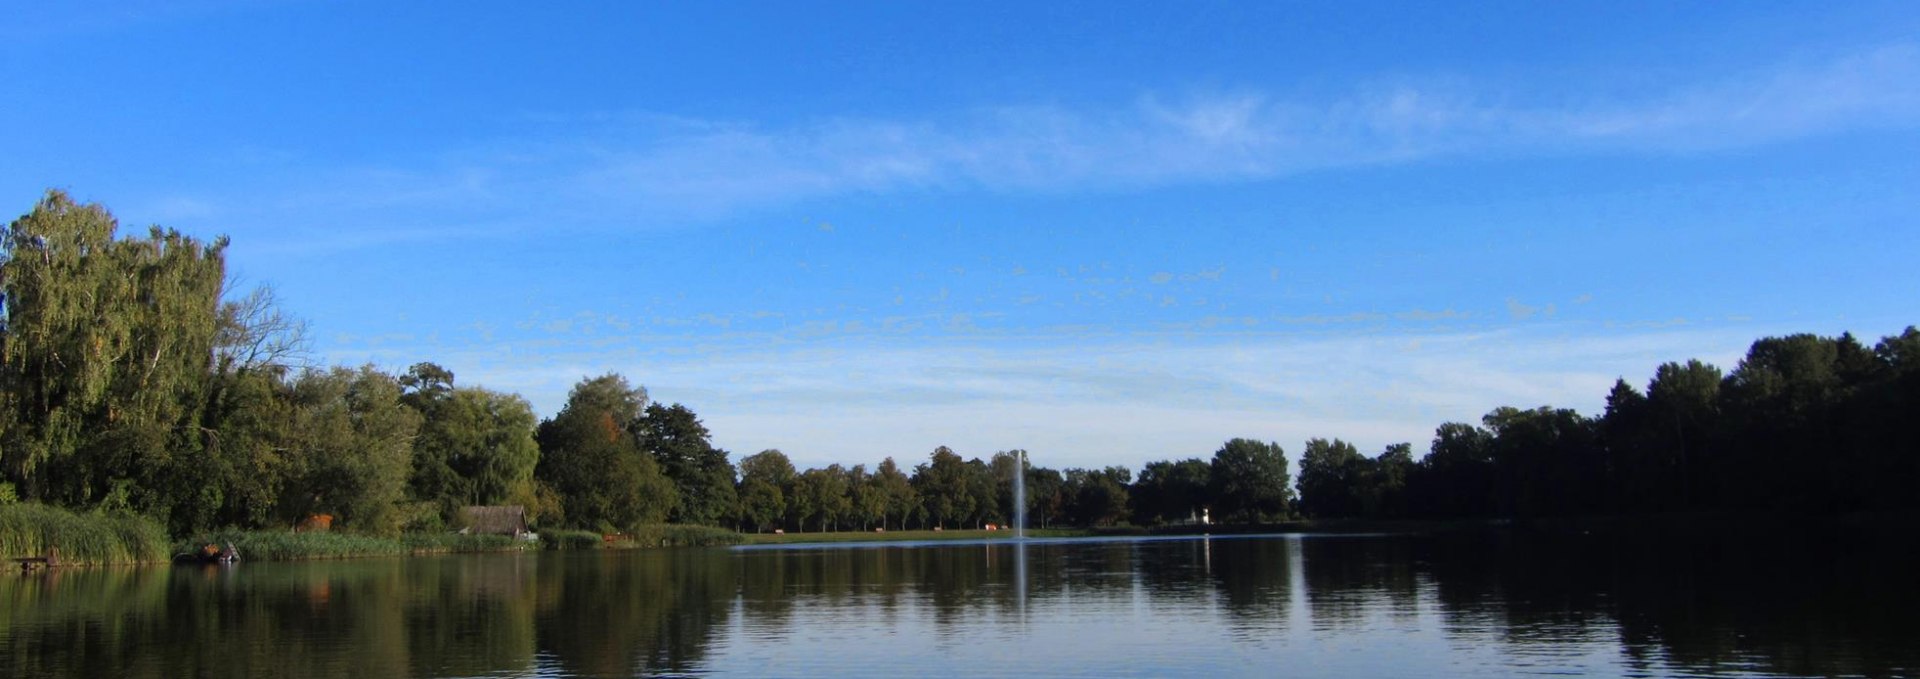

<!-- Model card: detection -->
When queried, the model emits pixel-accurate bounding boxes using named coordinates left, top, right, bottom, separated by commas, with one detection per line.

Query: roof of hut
left=459, top=505, right=527, bottom=535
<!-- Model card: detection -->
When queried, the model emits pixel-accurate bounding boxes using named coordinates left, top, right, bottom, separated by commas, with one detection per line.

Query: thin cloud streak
left=566, top=45, right=1918, bottom=213
left=171, top=43, right=1920, bottom=251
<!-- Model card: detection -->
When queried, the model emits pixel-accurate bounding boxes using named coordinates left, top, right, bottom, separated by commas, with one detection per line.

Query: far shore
left=736, top=510, right=1920, bottom=547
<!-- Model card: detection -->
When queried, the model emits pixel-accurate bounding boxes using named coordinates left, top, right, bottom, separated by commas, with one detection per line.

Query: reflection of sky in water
left=697, top=536, right=1636, bottom=678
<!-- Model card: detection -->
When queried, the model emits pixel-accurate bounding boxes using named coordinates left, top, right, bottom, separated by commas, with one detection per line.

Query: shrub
left=539, top=529, right=602, bottom=550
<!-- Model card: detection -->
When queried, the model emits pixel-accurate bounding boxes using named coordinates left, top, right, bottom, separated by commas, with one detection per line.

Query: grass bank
left=741, top=527, right=1088, bottom=545
left=598, top=524, right=746, bottom=549
left=0, top=503, right=170, bottom=566
left=184, top=524, right=745, bottom=561
left=179, top=530, right=538, bottom=562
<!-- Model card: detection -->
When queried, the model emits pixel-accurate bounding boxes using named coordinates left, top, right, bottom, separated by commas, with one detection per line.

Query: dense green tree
left=872, top=457, right=916, bottom=530
left=192, top=365, right=296, bottom=532
left=793, top=465, right=850, bottom=532
left=533, top=374, right=675, bottom=531
left=1645, top=360, right=1722, bottom=510
left=1867, top=328, right=1920, bottom=509
left=962, top=457, right=1000, bottom=529
left=1298, top=438, right=1365, bottom=518
left=1062, top=466, right=1131, bottom=527
left=1025, top=466, right=1065, bottom=529
left=735, top=449, right=793, bottom=532
left=0, top=191, right=226, bottom=519
left=1482, top=406, right=1604, bottom=517
left=1414, top=422, right=1497, bottom=517
left=846, top=464, right=884, bottom=530
left=399, top=362, right=462, bottom=522
left=636, top=402, right=737, bottom=526
left=1370, top=443, right=1415, bottom=516
left=912, top=446, right=972, bottom=529
left=1210, top=438, right=1292, bottom=523
left=443, top=389, right=540, bottom=509
left=278, top=366, right=422, bottom=534
left=1132, top=457, right=1212, bottom=525
left=398, top=362, right=542, bottom=526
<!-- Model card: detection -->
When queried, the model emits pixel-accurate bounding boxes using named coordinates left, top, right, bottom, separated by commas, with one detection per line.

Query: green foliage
left=0, top=191, right=225, bottom=523
left=187, top=530, right=406, bottom=561
left=637, top=402, right=738, bottom=526
left=873, top=456, right=916, bottom=531
left=912, top=446, right=971, bottom=528
left=735, top=449, right=793, bottom=532
left=278, top=366, right=422, bottom=535
left=1298, top=438, right=1365, bottom=518
left=793, top=465, right=852, bottom=532
left=181, top=529, right=531, bottom=561
left=1210, top=438, right=1293, bottom=523
left=539, top=529, right=604, bottom=550
left=1132, top=458, right=1211, bottom=525
left=845, top=463, right=885, bottom=530
left=534, top=374, right=676, bottom=531
left=1024, top=467, right=1065, bottom=529
left=1062, top=466, right=1132, bottom=526
left=400, top=362, right=543, bottom=524
left=401, top=532, right=530, bottom=554
left=0, top=503, right=168, bottom=565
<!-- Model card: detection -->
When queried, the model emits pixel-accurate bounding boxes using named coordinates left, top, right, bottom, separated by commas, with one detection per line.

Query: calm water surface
left=2, top=528, right=1914, bottom=678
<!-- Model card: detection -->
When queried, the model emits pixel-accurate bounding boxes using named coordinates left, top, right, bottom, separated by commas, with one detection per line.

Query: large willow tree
left=0, top=190, right=227, bottom=513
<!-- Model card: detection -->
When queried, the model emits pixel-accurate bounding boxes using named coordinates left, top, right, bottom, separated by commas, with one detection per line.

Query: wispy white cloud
left=180, top=43, right=1920, bottom=251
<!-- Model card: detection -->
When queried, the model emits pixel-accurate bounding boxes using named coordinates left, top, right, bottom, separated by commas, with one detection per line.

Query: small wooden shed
left=459, top=505, right=528, bottom=536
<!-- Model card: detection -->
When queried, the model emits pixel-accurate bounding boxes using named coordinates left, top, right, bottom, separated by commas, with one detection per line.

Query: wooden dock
left=12, top=547, right=59, bottom=572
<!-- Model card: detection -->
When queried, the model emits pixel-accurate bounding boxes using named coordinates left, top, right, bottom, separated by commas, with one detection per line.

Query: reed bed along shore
left=4, top=503, right=747, bottom=565
left=0, top=503, right=170, bottom=566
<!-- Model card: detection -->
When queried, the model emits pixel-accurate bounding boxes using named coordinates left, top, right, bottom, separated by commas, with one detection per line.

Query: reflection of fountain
left=1015, top=538, right=1028, bottom=614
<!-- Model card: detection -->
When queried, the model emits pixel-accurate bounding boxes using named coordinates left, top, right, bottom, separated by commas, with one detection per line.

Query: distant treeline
left=1, top=190, right=1914, bottom=539
left=1281, top=328, right=1920, bottom=521
left=729, top=313, right=1920, bottom=529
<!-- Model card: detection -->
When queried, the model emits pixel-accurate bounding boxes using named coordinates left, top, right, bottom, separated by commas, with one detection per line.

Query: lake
left=2, top=526, right=1914, bottom=677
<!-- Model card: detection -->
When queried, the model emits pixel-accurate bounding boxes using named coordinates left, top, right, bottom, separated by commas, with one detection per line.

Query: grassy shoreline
left=740, top=527, right=1091, bottom=545
left=177, top=523, right=747, bottom=562
left=0, top=503, right=170, bottom=566
left=736, top=519, right=1519, bottom=546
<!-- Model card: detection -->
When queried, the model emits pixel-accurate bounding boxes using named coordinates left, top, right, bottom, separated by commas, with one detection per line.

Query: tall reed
left=0, top=503, right=169, bottom=565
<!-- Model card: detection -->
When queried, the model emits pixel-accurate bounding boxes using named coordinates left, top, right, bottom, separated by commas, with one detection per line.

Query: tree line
left=1, top=191, right=1914, bottom=538
left=1286, top=329, right=1920, bottom=520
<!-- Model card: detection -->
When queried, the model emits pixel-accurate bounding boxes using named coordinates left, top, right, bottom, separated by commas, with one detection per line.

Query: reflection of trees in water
left=1190, top=537, right=1297, bottom=640
left=1416, top=530, right=1617, bottom=646
left=534, top=549, right=734, bottom=677
left=0, top=557, right=543, bottom=678
left=5, top=531, right=1917, bottom=678
left=1600, top=526, right=1920, bottom=679
left=0, top=566, right=171, bottom=677
left=1299, top=536, right=1420, bottom=631
left=1406, top=525, right=1920, bottom=678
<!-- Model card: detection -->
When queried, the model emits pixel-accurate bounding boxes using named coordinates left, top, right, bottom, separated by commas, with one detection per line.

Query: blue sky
left=4, top=1, right=1917, bottom=472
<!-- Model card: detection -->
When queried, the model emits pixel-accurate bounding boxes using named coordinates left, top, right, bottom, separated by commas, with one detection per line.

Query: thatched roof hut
left=459, top=505, right=527, bottom=536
